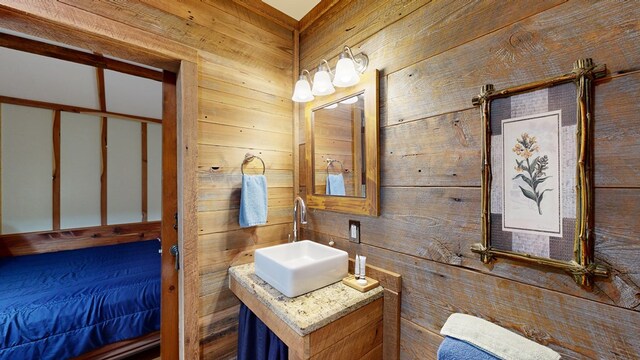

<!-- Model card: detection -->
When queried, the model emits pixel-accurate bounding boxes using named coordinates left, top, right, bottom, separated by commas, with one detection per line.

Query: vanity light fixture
left=291, top=69, right=314, bottom=102
left=325, top=103, right=338, bottom=109
left=292, top=45, right=369, bottom=103
left=311, top=60, right=335, bottom=96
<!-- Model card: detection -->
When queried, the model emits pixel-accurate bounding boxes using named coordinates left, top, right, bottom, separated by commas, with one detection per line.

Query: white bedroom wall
left=1, top=104, right=53, bottom=233
left=107, top=118, right=142, bottom=224
left=0, top=29, right=162, bottom=232
left=104, top=70, right=162, bottom=119
left=147, top=122, right=162, bottom=221
left=0, top=47, right=99, bottom=109
left=60, top=112, right=102, bottom=229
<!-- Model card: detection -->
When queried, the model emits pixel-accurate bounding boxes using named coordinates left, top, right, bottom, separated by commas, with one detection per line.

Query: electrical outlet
left=349, top=220, right=360, bottom=243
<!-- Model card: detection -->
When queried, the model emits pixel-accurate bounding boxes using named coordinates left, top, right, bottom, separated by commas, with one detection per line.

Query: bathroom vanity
left=229, top=263, right=394, bottom=359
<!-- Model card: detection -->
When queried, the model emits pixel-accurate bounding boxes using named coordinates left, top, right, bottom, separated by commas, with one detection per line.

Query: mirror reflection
left=312, top=93, right=366, bottom=197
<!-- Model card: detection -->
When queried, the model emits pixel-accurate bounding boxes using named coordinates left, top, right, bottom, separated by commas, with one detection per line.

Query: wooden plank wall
left=313, top=105, right=356, bottom=195
left=44, top=1, right=294, bottom=358
left=299, top=0, right=640, bottom=359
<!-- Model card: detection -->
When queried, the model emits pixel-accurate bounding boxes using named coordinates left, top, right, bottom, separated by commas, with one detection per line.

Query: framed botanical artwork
left=471, top=59, right=609, bottom=288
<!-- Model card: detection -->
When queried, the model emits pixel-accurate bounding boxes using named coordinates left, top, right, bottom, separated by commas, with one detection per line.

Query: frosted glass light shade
left=312, top=70, right=335, bottom=96
left=340, top=96, right=359, bottom=105
left=333, top=56, right=360, bottom=88
left=292, top=76, right=314, bottom=102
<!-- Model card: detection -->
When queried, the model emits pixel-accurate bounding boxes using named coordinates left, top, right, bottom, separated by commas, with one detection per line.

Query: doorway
left=0, top=22, right=199, bottom=359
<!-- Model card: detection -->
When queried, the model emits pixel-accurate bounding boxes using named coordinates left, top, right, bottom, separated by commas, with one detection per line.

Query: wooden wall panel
left=31, top=1, right=294, bottom=358
left=385, top=2, right=639, bottom=125
left=174, top=2, right=294, bottom=358
left=299, top=0, right=640, bottom=358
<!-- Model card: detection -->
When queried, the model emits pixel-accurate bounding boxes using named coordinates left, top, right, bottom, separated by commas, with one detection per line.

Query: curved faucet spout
left=292, top=196, right=307, bottom=242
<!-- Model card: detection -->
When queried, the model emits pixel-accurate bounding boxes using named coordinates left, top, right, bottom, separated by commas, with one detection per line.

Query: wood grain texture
left=386, top=1, right=639, bottom=125
left=201, top=0, right=292, bottom=41
left=100, top=116, right=108, bottom=226
left=381, top=109, right=480, bottom=187
left=0, top=2, right=194, bottom=70
left=0, top=96, right=162, bottom=124
left=189, top=2, right=294, bottom=357
left=310, top=320, right=383, bottom=360
left=298, top=0, right=342, bottom=33
left=306, top=298, right=383, bottom=357
left=160, top=70, right=179, bottom=360
left=141, top=123, right=148, bottom=222
left=96, top=60, right=108, bottom=226
left=198, top=122, right=292, bottom=153
left=52, top=110, right=61, bottom=230
left=228, top=0, right=297, bottom=30
left=231, top=273, right=384, bottom=360
left=0, top=32, right=163, bottom=81
left=0, top=221, right=160, bottom=257
left=198, top=187, right=292, bottom=213
left=293, top=29, right=301, bottom=203
left=306, top=186, right=640, bottom=308
left=198, top=99, right=292, bottom=135
left=383, top=289, right=401, bottom=360
left=72, top=331, right=160, bottom=360
left=373, top=245, right=640, bottom=359
left=300, top=1, right=640, bottom=357
left=177, top=60, right=200, bottom=360
left=594, top=72, right=640, bottom=187
left=399, top=319, right=443, bottom=360
left=300, top=0, right=430, bottom=68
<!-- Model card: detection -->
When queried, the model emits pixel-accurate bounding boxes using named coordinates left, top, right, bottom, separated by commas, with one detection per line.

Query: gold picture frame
left=471, top=58, right=609, bottom=289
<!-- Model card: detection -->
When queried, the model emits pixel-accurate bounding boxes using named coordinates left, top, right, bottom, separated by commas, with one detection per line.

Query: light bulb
left=325, top=103, right=338, bottom=109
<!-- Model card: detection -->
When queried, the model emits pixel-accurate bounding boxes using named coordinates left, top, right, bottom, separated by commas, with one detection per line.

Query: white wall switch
left=349, top=220, right=360, bottom=243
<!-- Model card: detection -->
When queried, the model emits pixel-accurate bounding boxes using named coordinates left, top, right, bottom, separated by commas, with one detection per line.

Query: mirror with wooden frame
left=305, top=70, right=379, bottom=216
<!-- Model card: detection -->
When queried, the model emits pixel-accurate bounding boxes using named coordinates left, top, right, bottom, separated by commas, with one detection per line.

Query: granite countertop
left=229, top=262, right=384, bottom=336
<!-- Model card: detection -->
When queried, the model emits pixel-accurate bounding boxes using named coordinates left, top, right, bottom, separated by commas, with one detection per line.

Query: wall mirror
left=305, top=70, right=379, bottom=216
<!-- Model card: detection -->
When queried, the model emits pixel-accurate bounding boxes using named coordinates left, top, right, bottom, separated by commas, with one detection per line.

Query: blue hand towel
left=437, top=337, right=499, bottom=360
left=239, top=174, right=268, bottom=228
left=326, top=173, right=346, bottom=196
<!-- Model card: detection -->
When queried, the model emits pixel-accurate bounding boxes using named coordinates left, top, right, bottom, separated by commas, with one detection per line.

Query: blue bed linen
left=0, top=240, right=161, bottom=360
left=437, top=336, right=501, bottom=360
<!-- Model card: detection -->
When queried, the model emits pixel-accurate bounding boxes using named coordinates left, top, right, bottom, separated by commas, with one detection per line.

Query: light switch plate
left=349, top=220, right=360, bottom=243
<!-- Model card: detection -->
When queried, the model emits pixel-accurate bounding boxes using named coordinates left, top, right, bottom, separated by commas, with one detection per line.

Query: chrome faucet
left=291, top=196, right=307, bottom=242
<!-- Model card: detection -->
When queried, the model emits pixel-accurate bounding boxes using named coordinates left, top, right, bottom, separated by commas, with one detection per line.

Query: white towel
left=440, top=314, right=561, bottom=360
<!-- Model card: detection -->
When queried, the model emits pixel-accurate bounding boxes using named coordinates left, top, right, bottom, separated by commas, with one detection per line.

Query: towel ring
left=326, top=159, right=344, bottom=175
left=241, top=153, right=265, bottom=175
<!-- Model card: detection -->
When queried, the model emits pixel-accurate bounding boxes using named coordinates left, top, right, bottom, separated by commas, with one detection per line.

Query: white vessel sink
left=254, top=240, right=348, bottom=298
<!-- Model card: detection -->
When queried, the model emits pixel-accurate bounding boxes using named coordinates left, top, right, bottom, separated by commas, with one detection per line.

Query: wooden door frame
left=0, top=3, right=200, bottom=359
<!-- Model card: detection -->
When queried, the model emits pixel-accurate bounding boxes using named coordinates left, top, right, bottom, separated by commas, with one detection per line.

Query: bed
left=0, top=240, right=161, bottom=360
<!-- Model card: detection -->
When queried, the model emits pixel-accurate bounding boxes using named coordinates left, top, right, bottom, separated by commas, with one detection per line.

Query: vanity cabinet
left=229, top=263, right=386, bottom=359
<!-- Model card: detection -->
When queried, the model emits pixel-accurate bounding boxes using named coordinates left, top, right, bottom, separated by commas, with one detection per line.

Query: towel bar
left=326, top=158, right=344, bottom=175
left=241, top=153, right=265, bottom=175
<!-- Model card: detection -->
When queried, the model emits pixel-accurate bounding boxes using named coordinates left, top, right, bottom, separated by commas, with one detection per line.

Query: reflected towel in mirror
left=239, top=174, right=268, bottom=227
left=326, top=173, right=346, bottom=196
